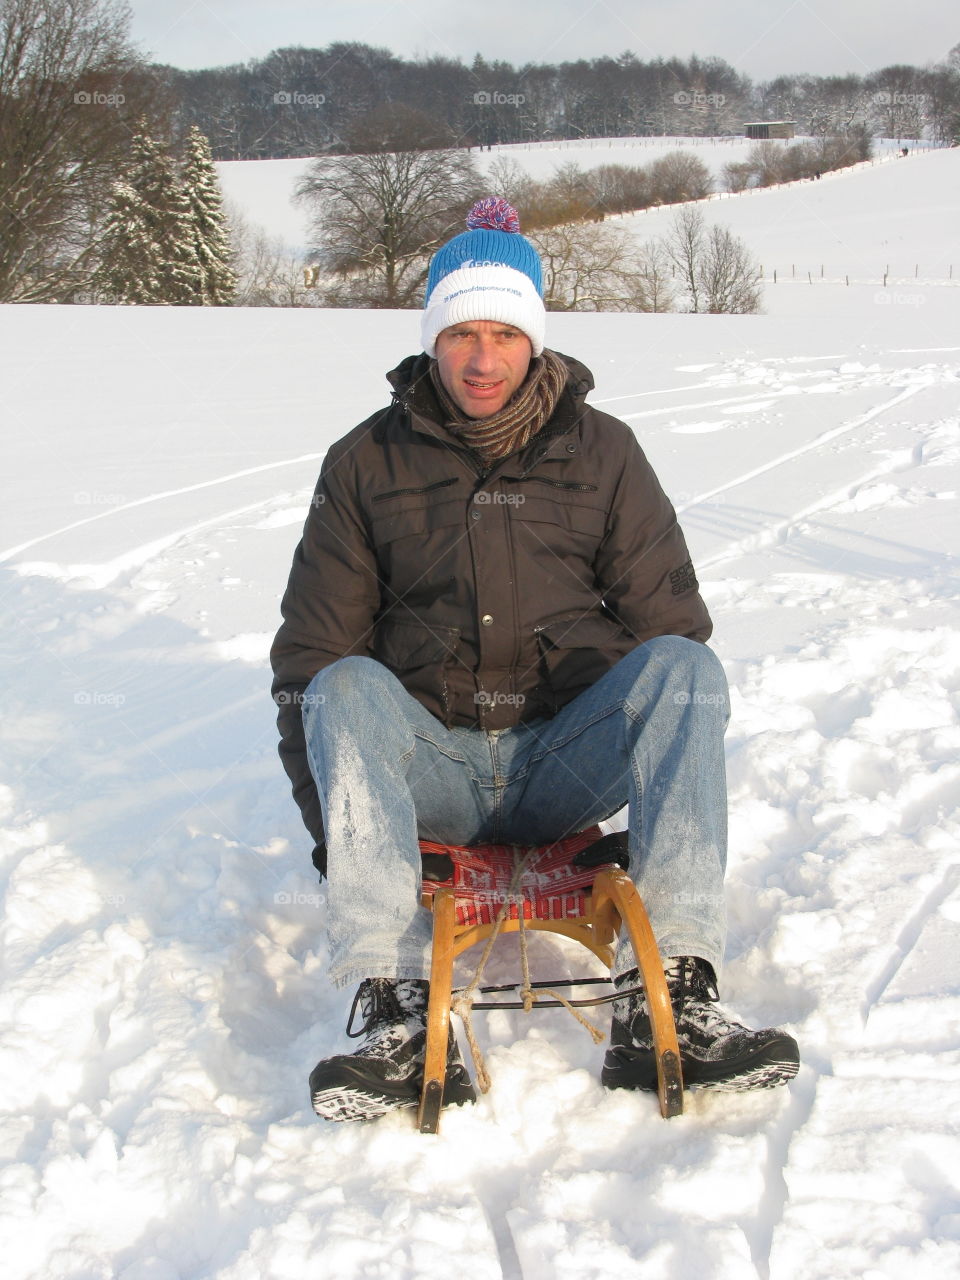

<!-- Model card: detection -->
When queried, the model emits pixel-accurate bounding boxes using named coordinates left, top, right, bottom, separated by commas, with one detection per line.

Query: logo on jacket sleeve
left=669, top=559, right=699, bottom=595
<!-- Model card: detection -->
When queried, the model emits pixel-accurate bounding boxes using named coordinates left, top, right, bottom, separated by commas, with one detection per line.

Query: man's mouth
left=464, top=379, right=500, bottom=390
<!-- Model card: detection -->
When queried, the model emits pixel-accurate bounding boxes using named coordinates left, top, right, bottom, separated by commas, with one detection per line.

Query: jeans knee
left=304, top=656, right=398, bottom=725
left=638, top=636, right=729, bottom=714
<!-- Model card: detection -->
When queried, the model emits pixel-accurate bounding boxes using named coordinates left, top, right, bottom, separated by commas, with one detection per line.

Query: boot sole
left=602, top=1033, right=799, bottom=1094
left=310, top=1059, right=477, bottom=1122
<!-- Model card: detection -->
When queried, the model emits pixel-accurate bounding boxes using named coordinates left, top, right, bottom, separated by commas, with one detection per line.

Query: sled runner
left=417, top=827, right=683, bottom=1133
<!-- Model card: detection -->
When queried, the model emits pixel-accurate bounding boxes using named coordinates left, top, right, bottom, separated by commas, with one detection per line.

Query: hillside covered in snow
left=214, top=133, right=948, bottom=286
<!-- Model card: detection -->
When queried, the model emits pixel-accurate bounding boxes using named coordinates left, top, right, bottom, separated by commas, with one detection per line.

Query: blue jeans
left=302, top=636, right=729, bottom=990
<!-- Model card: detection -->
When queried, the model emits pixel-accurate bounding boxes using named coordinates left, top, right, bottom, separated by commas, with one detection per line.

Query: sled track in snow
left=861, top=861, right=960, bottom=1024
left=689, top=384, right=926, bottom=568
left=0, top=451, right=326, bottom=564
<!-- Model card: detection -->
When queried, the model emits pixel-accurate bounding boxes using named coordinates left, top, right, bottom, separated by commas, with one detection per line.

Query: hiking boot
left=309, top=977, right=476, bottom=1121
left=601, top=957, right=799, bottom=1093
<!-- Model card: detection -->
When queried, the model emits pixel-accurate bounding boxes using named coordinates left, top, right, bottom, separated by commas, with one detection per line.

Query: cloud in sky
left=128, top=0, right=956, bottom=78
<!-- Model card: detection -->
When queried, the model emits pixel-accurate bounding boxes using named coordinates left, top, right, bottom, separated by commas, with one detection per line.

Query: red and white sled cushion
left=419, top=827, right=607, bottom=927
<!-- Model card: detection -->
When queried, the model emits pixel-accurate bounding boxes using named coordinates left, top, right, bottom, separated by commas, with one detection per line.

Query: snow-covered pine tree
left=100, top=128, right=202, bottom=305
left=181, top=126, right=237, bottom=305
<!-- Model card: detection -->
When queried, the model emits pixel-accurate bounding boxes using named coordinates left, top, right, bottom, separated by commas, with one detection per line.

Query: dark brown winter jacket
left=270, top=351, right=712, bottom=874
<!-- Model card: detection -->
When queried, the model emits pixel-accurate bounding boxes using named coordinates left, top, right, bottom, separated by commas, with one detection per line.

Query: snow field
left=1, top=289, right=959, bottom=1278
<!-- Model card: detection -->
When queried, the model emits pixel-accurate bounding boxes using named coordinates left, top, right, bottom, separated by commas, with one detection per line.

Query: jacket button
left=566, top=443, right=577, bottom=453
left=471, top=510, right=481, bottom=520
left=481, top=614, right=494, bottom=626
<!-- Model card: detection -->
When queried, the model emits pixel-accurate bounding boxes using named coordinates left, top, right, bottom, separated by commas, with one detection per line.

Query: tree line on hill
left=158, top=41, right=960, bottom=160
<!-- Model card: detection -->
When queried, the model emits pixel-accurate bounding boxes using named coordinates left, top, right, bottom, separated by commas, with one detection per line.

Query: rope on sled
left=450, top=847, right=605, bottom=1095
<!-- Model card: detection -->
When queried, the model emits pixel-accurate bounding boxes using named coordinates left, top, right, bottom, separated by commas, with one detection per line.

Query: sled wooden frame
left=417, top=830, right=683, bottom=1134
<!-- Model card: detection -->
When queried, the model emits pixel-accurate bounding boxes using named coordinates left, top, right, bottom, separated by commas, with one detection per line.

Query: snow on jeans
left=302, top=635, right=729, bottom=991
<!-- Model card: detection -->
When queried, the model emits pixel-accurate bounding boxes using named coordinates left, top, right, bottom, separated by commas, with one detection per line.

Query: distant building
left=744, top=121, right=796, bottom=140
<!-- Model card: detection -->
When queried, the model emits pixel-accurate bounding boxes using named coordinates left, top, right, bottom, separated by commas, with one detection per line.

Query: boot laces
left=666, top=957, right=752, bottom=1040
left=346, top=978, right=404, bottom=1039
left=664, top=956, right=719, bottom=1006
left=345, top=978, right=428, bottom=1039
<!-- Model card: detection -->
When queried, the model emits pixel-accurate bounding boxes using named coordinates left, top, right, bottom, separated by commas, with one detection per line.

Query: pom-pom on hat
left=421, top=197, right=545, bottom=358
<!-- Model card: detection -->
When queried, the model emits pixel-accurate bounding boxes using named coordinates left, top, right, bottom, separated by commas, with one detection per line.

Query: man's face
left=435, top=320, right=533, bottom=418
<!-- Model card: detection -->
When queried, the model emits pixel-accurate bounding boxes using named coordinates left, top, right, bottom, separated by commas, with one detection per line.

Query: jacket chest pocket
left=369, top=496, right=465, bottom=601
left=510, top=494, right=609, bottom=595
left=512, top=493, right=607, bottom=542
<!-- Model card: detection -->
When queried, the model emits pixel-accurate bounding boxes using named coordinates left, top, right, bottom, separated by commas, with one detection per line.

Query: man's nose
left=466, top=336, right=498, bottom=372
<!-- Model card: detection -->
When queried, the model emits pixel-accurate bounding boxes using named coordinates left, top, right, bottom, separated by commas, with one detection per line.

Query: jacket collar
left=386, top=350, right=596, bottom=446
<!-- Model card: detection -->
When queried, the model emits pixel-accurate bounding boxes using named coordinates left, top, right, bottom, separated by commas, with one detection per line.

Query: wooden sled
left=417, top=827, right=683, bottom=1134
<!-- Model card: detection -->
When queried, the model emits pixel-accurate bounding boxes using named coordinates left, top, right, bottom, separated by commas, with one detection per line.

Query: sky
left=128, top=0, right=957, bottom=79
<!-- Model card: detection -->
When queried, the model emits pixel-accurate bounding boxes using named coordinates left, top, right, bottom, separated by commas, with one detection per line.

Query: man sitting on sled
left=270, top=198, right=800, bottom=1122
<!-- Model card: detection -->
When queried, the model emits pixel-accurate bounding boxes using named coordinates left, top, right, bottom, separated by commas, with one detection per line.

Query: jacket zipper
left=503, top=475, right=599, bottom=493
left=372, top=477, right=459, bottom=502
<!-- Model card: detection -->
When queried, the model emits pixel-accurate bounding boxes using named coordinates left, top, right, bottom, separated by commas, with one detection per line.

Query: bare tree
left=663, top=205, right=705, bottom=312
left=649, top=151, right=712, bottom=205
left=296, top=144, right=481, bottom=307
left=721, top=160, right=755, bottom=192
left=530, top=220, right=672, bottom=313
left=0, top=0, right=163, bottom=301
left=662, top=206, right=761, bottom=314
left=543, top=161, right=597, bottom=220
left=698, top=225, right=762, bottom=313
left=485, top=155, right=537, bottom=210
left=225, top=203, right=317, bottom=307
left=587, top=162, right=653, bottom=215
left=487, top=159, right=597, bottom=231
left=634, top=238, right=675, bottom=313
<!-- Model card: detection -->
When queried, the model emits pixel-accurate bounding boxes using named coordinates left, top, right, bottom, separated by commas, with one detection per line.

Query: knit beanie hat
left=421, top=197, right=545, bottom=358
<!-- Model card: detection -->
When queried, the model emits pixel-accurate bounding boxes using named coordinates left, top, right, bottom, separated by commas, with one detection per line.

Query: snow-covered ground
left=619, top=145, right=959, bottom=286
left=2, top=283, right=959, bottom=1278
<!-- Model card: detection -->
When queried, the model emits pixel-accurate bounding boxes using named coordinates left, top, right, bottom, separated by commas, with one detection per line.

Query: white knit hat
left=420, top=198, right=545, bottom=358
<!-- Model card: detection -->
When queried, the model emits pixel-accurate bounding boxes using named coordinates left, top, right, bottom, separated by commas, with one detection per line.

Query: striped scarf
left=428, top=348, right=568, bottom=465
